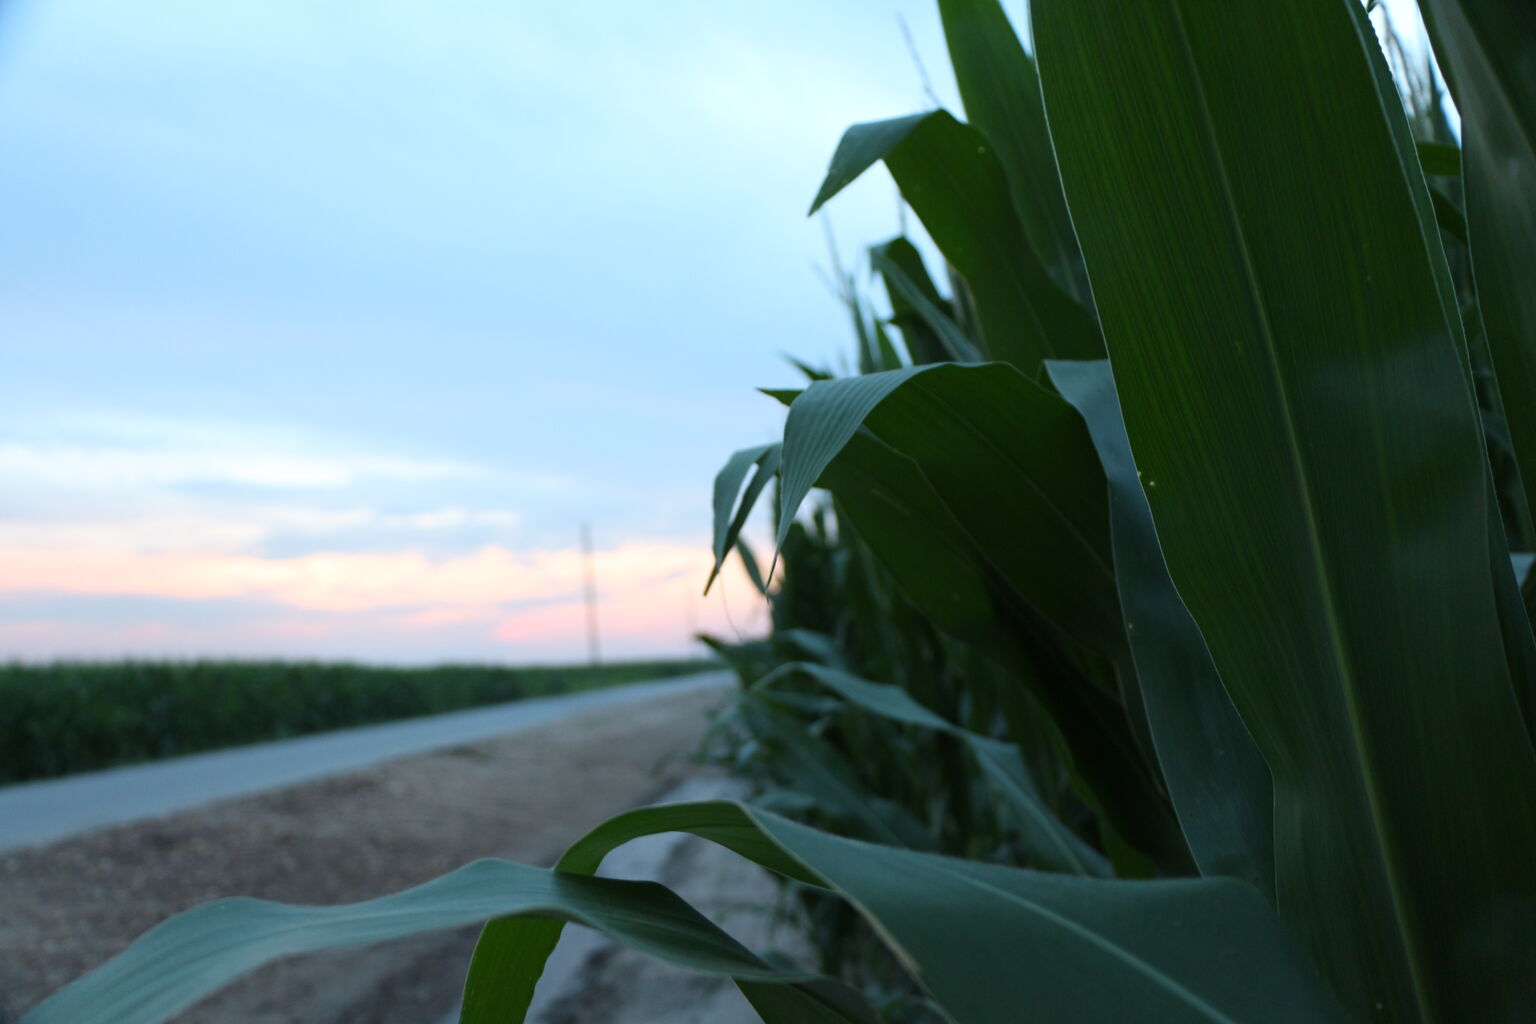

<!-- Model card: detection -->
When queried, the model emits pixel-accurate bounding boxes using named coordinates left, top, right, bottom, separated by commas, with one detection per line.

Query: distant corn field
left=0, top=658, right=717, bottom=783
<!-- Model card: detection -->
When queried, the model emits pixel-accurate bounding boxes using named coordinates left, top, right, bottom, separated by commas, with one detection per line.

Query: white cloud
left=0, top=537, right=770, bottom=662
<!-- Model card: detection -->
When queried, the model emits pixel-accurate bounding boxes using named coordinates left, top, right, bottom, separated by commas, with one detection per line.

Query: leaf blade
left=1046, top=359, right=1275, bottom=897
left=1034, top=0, right=1536, bottom=1018
left=473, top=801, right=1350, bottom=1024
left=21, top=859, right=841, bottom=1024
left=809, top=111, right=1102, bottom=370
left=937, top=0, right=1090, bottom=301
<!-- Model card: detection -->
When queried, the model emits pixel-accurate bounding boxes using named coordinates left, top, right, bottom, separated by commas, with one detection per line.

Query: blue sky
left=0, top=0, right=977, bottom=662
left=0, top=0, right=1436, bottom=663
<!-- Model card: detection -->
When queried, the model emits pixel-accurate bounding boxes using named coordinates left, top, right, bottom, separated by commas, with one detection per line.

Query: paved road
left=0, top=671, right=732, bottom=853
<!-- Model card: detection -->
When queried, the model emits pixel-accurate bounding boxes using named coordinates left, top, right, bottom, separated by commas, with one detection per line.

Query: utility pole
left=580, top=522, right=601, bottom=665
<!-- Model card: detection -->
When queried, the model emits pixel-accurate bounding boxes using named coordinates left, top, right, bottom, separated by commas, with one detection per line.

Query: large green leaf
left=753, top=813, right=1346, bottom=1024
left=808, top=110, right=1102, bottom=371
left=936, top=0, right=1089, bottom=303
left=1419, top=0, right=1536, bottom=548
left=1047, top=359, right=1274, bottom=897
left=1034, top=1, right=1536, bottom=1020
left=468, top=801, right=1348, bottom=1024
left=21, top=858, right=868, bottom=1024
left=815, top=428, right=1075, bottom=777
left=754, top=661, right=1110, bottom=877
left=1415, top=0, right=1536, bottom=741
left=778, top=366, right=1188, bottom=869
left=777, top=363, right=1118, bottom=655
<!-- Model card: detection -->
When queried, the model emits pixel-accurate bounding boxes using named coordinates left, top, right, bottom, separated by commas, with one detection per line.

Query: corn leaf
left=819, top=431, right=996, bottom=645
left=1419, top=0, right=1536, bottom=546
left=780, top=367, right=1188, bottom=869
left=936, top=0, right=1089, bottom=303
left=754, top=661, right=1110, bottom=877
left=870, top=239, right=981, bottom=363
left=1046, top=359, right=1274, bottom=897
left=869, top=237, right=959, bottom=366
left=469, top=801, right=1348, bottom=1024
left=777, top=363, right=1118, bottom=655
left=1034, top=1, right=1536, bottom=1019
left=737, top=697, right=937, bottom=849
left=20, top=859, right=868, bottom=1024
left=808, top=111, right=1102, bottom=371
left=707, top=442, right=780, bottom=593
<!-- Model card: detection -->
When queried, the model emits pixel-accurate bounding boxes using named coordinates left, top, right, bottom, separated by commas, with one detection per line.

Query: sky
left=0, top=0, right=980, bottom=664
left=0, top=1, right=1438, bottom=665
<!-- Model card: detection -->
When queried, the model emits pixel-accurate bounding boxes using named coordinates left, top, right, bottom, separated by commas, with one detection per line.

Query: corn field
left=20, top=0, right=1536, bottom=1021
left=0, top=659, right=717, bottom=783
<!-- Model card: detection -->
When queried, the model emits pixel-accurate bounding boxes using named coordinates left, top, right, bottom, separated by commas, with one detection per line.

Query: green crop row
left=0, top=658, right=717, bottom=784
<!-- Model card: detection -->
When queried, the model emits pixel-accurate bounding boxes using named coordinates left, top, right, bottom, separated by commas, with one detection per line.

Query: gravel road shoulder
left=0, top=683, right=735, bottom=1023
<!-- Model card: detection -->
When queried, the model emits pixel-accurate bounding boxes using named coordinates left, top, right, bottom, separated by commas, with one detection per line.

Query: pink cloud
left=0, top=541, right=738, bottom=612
left=0, top=538, right=769, bottom=662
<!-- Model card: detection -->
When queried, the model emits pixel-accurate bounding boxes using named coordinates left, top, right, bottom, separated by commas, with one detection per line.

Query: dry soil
left=0, top=684, right=732, bottom=1023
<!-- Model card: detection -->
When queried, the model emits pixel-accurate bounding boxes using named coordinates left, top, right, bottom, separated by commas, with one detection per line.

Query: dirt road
left=0, top=682, right=735, bottom=1023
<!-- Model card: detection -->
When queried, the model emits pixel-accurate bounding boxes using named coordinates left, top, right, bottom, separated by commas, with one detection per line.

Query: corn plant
left=19, top=1, right=1536, bottom=1022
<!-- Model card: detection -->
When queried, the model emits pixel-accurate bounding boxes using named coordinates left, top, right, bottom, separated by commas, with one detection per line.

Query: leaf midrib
left=918, top=858, right=1242, bottom=1024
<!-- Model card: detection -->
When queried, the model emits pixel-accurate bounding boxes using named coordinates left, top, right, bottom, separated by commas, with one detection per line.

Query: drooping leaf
left=753, top=813, right=1348, bottom=1024
left=22, top=858, right=867, bottom=1024
left=736, top=538, right=769, bottom=596
left=808, top=110, right=1102, bottom=371
left=781, top=370, right=1188, bottom=869
left=777, top=364, right=1119, bottom=656
left=1046, top=359, right=1275, bottom=897
left=807, top=112, right=928, bottom=212
left=469, top=801, right=1348, bottom=1024
left=1034, top=1, right=1536, bottom=1019
left=708, top=443, right=780, bottom=593
left=814, top=430, right=996, bottom=644
left=754, top=661, right=1110, bottom=877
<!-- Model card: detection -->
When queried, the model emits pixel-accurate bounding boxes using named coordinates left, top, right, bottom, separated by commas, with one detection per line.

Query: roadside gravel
left=0, top=683, right=733, bottom=1023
